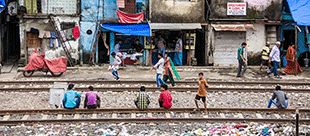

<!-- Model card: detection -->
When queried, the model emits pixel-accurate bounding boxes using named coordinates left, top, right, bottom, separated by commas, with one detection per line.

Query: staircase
left=49, top=16, right=74, bottom=67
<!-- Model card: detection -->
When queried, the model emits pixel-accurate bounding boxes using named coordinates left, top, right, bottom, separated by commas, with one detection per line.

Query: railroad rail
left=2, top=86, right=310, bottom=92
left=0, top=80, right=309, bottom=86
left=0, top=108, right=308, bottom=125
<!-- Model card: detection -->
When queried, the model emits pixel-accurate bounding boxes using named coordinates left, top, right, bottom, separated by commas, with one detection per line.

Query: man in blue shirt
left=237, top=42, right=247, bottom=77
left=63, top=84, right=81, bottom=109
left=267, top=41, right=281, bottom=78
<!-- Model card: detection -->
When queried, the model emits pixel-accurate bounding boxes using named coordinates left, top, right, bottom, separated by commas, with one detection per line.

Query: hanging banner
left=0, top=0, right=6, bottom=13
left=227, top=2, right=246, bottom=16
left=117, top=10, right=144, bottom=23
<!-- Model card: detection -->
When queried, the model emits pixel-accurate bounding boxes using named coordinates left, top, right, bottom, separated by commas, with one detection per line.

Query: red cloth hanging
left=73, top=26, right=80, bottom=39
left=117, top=10, right=144, bottom=23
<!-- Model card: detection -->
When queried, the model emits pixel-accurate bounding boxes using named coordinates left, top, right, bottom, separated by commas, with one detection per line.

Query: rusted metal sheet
left=212, top=24, right=247, bottom=31
left=42, top=0, right=77, bottom=14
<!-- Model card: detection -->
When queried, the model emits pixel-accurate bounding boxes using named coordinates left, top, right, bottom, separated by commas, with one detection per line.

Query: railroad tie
left=42, top=115, right=48, bottom=120
left=112, top=113, right=117, bottom=119
left=2, top=115, right=10, bottom=121
left=57, top=114, right=62, bottom=120
left=22, top=115, right=29, bottom=120
left=91, top=113, right=97, bottom=119
left=256, top=113, right=263, bottom=119
left=184, top=113, right=189, bottom=118
left=131, top=113, right=136, bottom=118
left=274, top=114, right=281, bottom=119
left=74, top=114, right=80, bottom=119
left=220, top=113, right=226, bottom=118
left=238, top=113, right=244, bottom=118
left=165, top=113, right=171, bottom=118
left=147, top=113, right=152, bottom=118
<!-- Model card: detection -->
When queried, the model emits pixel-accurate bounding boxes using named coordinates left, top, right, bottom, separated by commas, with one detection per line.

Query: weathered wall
left=246, top=24, right=266, bottom=53
left=19, top=16, right=80, bottom=63
left=81, top=0, right=104, bottom=22
left=103, top=0, right=118, bottom=22
left=209, top=0, right=282, bottom=21
left=150, top=0, right=205, bottom=23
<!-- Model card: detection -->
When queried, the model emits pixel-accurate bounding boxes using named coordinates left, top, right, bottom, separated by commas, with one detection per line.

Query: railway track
left=0, top=108, right=308, bottom=125
left=1, top=80, right=309, bottom=86
left=0, top=80, right=309, bottom=92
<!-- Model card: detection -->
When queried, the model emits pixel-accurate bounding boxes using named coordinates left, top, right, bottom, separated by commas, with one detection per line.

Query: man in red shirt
left=158, top=84, right=172, bottom=109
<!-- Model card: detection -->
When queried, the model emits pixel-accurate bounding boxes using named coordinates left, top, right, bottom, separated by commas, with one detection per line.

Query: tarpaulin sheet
left=24, top=49, right=67, bottom=73
left=117, top=10, right=144, bottom=23
left=101, top=23, right=151, bottom=36
left=287, top=0, right=310, bottom=26
left=0, top=0, right=6, bottom=13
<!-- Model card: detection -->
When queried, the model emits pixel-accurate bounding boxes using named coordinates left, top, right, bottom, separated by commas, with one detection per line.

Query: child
left=194, top=72, right=209, bottom=115
left=110, top=52, right=122, bottom=81
left=158, top=84, right=172, bottom=109
left=150, top=53, right=166, bottom=87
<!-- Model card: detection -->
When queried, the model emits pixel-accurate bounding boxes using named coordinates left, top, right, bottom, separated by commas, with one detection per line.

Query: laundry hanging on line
left=73, top=26, right=80, bottom=39
left=50, top=31, right=61, bottom=48
left=38, top=30, right=51, bottom=38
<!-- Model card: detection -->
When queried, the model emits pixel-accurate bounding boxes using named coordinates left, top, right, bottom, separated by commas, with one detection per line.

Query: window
left=27, top=33, right=42, bottom=48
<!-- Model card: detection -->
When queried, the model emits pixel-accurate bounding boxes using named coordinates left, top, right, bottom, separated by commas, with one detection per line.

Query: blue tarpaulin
left=0, top=0, right=5, bottom=13
left=287, top=0, right=310, bottom=26
left=101, top=23, right=151, bottom=36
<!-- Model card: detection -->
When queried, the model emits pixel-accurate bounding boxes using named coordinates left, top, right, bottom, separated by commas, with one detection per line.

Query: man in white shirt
left=150, top=53, right=166, bottom=87
left=111, top=52, right=122, bottom=81
left=268, top=41, right=281, bottom=78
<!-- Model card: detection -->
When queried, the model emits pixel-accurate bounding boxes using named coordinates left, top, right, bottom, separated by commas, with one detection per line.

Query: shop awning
left=0, top=0, right=6, bottom=13
left=287, top=0, right=310, bottom=26
left=101, top=23, right=151, bottom=36
left=212, top=24, right=255, bottom=31
left=150, top=23, right=202, bottom=30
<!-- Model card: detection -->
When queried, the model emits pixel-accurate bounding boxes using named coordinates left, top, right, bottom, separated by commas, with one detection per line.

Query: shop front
left=148, top=23, right=203, bottom=66
left=101, top=23, right=151, bottom=65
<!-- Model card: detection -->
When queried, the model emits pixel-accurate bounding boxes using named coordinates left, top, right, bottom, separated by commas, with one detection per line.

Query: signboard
left=227, top=2, right=246, bottom=16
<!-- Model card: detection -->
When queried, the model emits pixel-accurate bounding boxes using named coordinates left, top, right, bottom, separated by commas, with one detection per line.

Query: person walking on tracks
left=84, top=86, right=101, bottom=109
left=134, top=86, right=151, bottom=110
left=150, top=53, right=166, bottom=87
left=158, top=84, right=172, bottom=109
left=267, top=85, right=288, bottom=109
left=63, top=84, right=81, bottom=109
left=267, top=41, right=281, bottom=78
left=163, top=54, right=181, bottom=87
left=110, top=52, right=122, bottom=81
left=258, top=41, right=272, bottom=74
left=194, top=72, right=209, bottom=115
left=237, top=42, right=247, bottom=77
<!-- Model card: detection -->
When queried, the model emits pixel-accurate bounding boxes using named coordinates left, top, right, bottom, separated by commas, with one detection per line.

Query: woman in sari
left=283, top=44, right=302, bottom=74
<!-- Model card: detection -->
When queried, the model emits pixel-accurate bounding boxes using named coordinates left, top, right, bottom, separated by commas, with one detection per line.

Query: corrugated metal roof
left=150, top=23, right=202, bottom=30
left=212, top=24, right=255, bottom=31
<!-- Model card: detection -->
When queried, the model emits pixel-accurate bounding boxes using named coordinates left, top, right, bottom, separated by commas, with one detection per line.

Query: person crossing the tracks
left=267, top=41, right=281, bottom=78
left=194, top=72, right=209, bottom=115
left=163, top=53, right=181, bottom=87
left=134, top=86, right=151, bottom=110
left=258, top=41, right=272, bottom=74
left=267, top=85, right=288, bottom=109
left=110, top=52, right=122, bottom=81
left=158, top=84, right=172, bottom=109
left=84, top=86, right=100, bottom=109
left=150, top=53, right=166, bottom=87
left=63, top=84, right=81, bottom=109
left=237, top=42, right=247, bottom=77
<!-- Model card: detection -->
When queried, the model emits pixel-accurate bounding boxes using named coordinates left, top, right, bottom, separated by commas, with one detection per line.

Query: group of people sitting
left=62, top=80, right=289, bottom=112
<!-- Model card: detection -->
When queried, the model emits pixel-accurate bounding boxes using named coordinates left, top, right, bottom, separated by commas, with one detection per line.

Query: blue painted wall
left=104, top=0, right=118, bottom=22
left=81, top=0, right=104, bottom=21
left=110, top=32, right=115, bottom=63
left=80, top=21, right=96, bottom=52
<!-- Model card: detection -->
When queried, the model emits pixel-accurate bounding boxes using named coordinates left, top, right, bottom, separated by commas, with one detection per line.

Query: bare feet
left=193, top=108, right=200, bottom=112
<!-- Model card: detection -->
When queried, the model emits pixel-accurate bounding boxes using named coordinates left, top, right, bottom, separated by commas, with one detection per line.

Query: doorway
left=98, top=33, right=110, bottom=64
left=282, top=30, right=295, bottom=51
